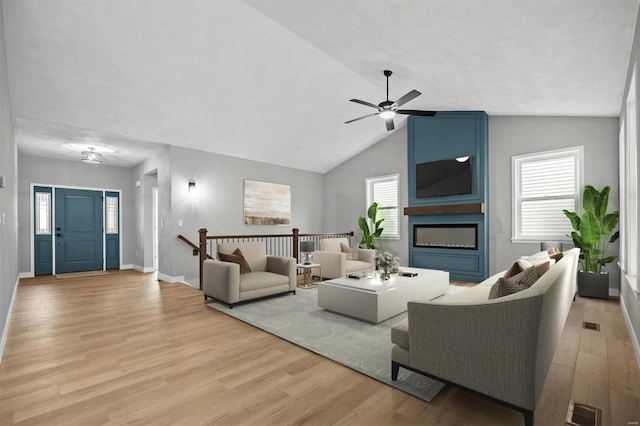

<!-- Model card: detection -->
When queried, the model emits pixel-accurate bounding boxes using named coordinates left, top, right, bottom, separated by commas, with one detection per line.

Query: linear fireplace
left=413, top=224, right=478, bottom=250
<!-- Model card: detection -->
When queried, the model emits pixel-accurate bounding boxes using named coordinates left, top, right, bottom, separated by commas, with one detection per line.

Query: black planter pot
left=577, top=271, right=609, bottom=299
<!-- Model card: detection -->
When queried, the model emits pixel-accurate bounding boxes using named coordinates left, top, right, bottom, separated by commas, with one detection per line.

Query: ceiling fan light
left=455, top=156, right=470, bottom=163
left=379, top=110, right=396, bottom=119
left=81, top=147, right=103, bottom=164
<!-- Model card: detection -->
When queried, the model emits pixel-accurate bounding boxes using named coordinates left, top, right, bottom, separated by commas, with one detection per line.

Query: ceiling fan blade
left=344, top=112, right=379, bottom=124
left=396, top=109, right=437, bottom=117
left=349, top=98, right=381, bottom=110
left=385, top=118, right=395, bottom=131
left=392, top=90, right=421, bottom=108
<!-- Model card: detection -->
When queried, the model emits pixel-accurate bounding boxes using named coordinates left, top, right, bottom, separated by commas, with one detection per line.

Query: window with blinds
left=366, top=174, right=399, bottom=239
left=512, top=146, right=583, bottom=242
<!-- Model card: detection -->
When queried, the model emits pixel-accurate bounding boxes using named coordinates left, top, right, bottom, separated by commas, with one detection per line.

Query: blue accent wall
left=407, top=111, right=489, bottom=282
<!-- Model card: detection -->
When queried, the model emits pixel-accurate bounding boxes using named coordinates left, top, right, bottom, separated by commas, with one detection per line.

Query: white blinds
left=514, top=147, right=582, bottom=240
left=368, top=175, right=399, bottom=238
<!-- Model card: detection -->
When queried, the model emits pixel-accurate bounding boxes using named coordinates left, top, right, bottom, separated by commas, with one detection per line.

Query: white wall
left=0, top=2, right=19, bottom=361
left=619, top=4, right=640, bottom=364
left=17, top=154, right=137, bottom=273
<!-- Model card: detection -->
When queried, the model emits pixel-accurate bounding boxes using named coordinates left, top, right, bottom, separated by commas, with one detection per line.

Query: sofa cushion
left=345, top=260, right=374, bottom=274
left=489, top=266, right=538, bottom=299
left=240, top=271, right=290, bottom=292
left=391, top=319, right=409, bottom=349
left=320, top=238, right=350, bottom=252
left=218, top=250, right=252, bottom=274
left=341, top=243, right=360, bottom=260
left=218, top=242, right=268, bottom=272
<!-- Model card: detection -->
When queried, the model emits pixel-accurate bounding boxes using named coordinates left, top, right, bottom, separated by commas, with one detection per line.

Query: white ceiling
left=4, top=0, right=639, bottom=172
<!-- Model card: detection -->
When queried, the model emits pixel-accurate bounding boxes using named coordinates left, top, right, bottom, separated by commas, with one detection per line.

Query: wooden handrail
left=196, top=228, right=355, bottom=291
left=177, top=234, right=203, bottom=256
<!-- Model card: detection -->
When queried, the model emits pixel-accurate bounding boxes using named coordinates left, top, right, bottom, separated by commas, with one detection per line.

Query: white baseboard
left=182, top=279, right=200, bottom=289
left=0, top=276, right=20, bottom=363
left=621, top=295, right=640, bottom=371
left=157, top=272, right=186, bottom=284
left=121, top=264, right=157, bottom=273
left=19, top=272, right=34, bottom=279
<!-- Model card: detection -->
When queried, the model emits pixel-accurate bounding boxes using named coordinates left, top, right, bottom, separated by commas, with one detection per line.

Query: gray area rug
left=207, top=286, right=464, bottom=402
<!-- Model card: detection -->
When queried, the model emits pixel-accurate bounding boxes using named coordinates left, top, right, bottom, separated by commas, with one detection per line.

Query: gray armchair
left=312, top=238, right=375, bottom=279
left=203, top=242, right=296, bottom=308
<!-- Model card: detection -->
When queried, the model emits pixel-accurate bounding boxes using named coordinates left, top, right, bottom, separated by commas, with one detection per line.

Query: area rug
left=207, top=285, right=466, bottom=402
left=55, top=270, right=110, bottom=279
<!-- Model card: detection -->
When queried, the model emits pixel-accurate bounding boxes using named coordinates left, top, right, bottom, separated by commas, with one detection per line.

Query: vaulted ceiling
left=5, top=0, right=639, bottom=172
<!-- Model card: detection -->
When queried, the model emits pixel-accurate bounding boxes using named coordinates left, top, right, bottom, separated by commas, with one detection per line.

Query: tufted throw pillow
left=489, top=266, right=539, bottom=299
left=340, top=243, right=360, bottom=261
left=218, top=249, right=252, bottom=274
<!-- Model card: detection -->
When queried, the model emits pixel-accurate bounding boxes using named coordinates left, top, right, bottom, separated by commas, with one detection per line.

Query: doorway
left=32, top=185, right=122, bottom=275
left=152, top=186, right=159, bottom=271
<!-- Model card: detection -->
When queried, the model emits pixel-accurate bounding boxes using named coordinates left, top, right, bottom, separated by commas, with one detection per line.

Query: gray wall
left=324, top=128, right=409, bottom=263
left=17, top=154, right=136, bottom=273
left=619, top=4, right=640, bottom=362
left=134, top=146, right=325, bottom=286
left=0, top=3, right=19, bottom=360
left=489, top=116, right=620, bottom=281
left=324, top=117, right=620, bottom=284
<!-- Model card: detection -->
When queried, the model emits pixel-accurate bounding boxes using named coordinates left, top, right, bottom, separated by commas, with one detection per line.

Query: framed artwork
left=243, top=179, right=291, bottom=225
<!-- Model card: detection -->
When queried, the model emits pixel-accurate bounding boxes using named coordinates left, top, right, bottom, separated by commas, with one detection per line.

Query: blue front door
left=55, top=188, right=104, bottom=273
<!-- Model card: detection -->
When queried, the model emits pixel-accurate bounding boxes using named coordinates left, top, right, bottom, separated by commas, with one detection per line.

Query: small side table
left=296, top=263, right=322, bottom=288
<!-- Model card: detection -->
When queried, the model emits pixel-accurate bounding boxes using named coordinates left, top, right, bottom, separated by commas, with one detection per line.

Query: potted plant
left=562, top=185, right=619, bottom=299
left=358, top=202, right=384, bottom=249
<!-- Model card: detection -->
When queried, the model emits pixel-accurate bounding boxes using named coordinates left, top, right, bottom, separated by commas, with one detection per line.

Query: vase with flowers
left=375, top=251, right=399, bottom=281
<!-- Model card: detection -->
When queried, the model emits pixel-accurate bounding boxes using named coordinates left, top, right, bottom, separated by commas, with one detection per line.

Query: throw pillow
left=489, top=266, right=538, bottom=299
left=218, top=249, right=252, bottom=274
left=524, top=250, right=551, bottom=263
left=550, top=251, right=564, bottom=261
left=504, top=260, right=551, bottom=279
left=340, top=243, right=360, bottom=261
left=232, top=248, right=252, bottom=273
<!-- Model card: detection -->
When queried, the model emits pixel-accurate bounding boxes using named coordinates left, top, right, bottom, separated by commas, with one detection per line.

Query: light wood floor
left=1, top=270, right=639, bottom=425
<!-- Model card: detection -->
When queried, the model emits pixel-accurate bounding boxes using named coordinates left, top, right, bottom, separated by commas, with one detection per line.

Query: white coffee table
left=317, top=267, right=449, bottom=323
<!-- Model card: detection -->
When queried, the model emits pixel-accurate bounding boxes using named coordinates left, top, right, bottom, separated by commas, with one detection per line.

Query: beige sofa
left=311, top=238, right=375, bottom=279
left=203, top=242, right=296, bottom=308
left=390, top=248, right=579, bottom=426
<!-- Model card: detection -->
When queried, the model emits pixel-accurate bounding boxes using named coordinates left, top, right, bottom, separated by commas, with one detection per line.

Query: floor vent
left=582, top=321, right=601, bottom=331
left=566, top=400, right=602, bottom=426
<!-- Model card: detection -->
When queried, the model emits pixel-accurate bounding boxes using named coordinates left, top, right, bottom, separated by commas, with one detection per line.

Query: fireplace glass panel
left=414, top=224, right=478, bottom=250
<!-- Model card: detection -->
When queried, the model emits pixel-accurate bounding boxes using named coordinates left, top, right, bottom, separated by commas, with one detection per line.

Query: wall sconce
left=188, top=180, right=196, bottom=193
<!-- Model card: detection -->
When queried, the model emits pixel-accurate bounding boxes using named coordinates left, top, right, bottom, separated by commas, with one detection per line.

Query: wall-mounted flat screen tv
left=416, top=156, right=472, bottom=198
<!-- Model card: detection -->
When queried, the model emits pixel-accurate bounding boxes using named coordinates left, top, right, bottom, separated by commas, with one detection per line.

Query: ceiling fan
left=345, top=70, right=436, bottom=131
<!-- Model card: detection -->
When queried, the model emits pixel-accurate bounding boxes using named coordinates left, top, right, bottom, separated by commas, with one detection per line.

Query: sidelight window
left=106, top=196, right=119, bottom=234
left=35, top=192, right=51, bottom=235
